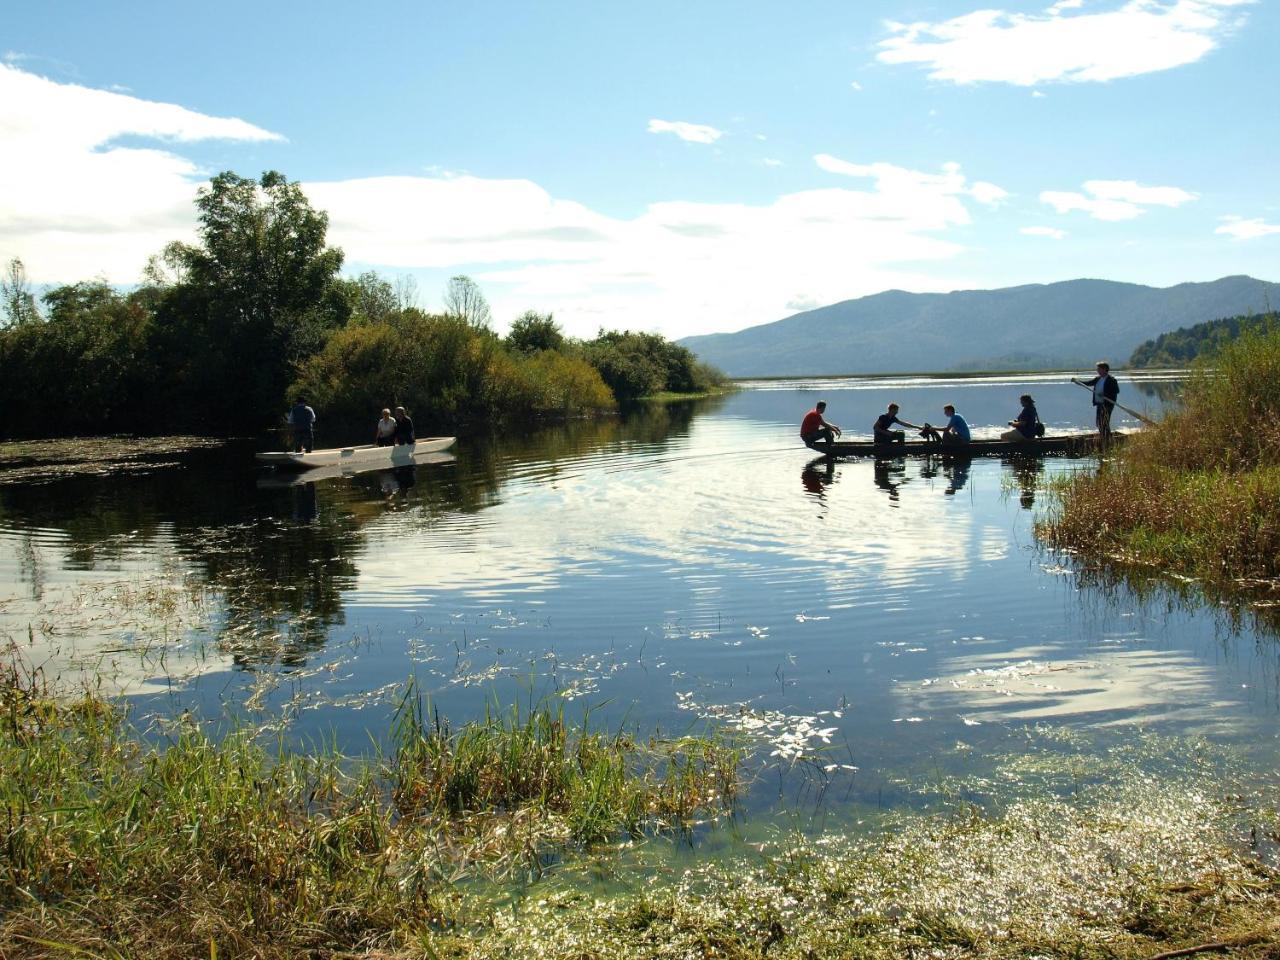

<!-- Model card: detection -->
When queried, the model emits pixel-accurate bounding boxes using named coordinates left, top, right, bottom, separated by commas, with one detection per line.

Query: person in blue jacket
left=289, top=397, right=316, bottom=453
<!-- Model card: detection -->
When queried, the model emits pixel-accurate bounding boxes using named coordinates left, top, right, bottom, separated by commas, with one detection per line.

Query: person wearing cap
left=800, top=400, right=842, bottom=448
left=1075, top=361, right=1120, bottom=442
left=1001, top=394, right=1041, bottom=442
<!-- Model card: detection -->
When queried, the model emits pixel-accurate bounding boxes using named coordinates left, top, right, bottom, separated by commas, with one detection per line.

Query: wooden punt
left=808, top=433, right=1122, bottom=459
left=255, top=436, right=457, bottom=471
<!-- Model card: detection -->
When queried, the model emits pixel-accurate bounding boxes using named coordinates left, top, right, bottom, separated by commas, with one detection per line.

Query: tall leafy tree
left=157, top=170, right=348, bottom=425
left=506, top=310, right=564, bottom=354
left=1, top=257, right=40, bottom=327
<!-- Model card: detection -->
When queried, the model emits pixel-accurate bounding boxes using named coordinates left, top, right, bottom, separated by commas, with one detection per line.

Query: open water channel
left=2, top=372, right=1278, bottom=826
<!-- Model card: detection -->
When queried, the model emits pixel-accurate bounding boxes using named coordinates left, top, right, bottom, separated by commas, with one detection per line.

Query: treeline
left=0, top=170, right=726, bottom=440
left=1128, top=311, right=1277, bottom=368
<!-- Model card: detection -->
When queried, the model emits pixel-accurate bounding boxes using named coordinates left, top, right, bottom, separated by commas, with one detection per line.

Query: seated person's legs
left=999, top=428, right=1028, bottom=442
left=874, top=429, right=906, bottom=443
left=802, top=427, right=835, bottom=447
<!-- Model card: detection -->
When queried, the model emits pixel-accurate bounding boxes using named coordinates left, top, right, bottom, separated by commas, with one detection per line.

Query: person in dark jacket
left=1000, top=394, right=1040, bottom=442
left=1075, top=361, right=1119, bottom=442
left=392, top=406, right=415, bottom=445
left=289, top=398, right=316, bottom=453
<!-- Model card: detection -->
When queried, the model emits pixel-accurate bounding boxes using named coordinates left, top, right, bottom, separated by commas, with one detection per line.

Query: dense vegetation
left=1129, top=310, right=1276, bottom=367
left=0, top=171, right=726, bottom=440
left=1042, top=318, right=1280, bottom=582
left=3, top=658, right=1276, bottom=958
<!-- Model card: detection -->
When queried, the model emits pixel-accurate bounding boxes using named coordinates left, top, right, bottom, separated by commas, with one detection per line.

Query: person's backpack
left=1034, top=420, right=1046, bottom=438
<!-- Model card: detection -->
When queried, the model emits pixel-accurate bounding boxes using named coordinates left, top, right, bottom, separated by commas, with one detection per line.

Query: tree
left=1, top=258, right=40, bottom=327
left=506, top=310, right=565, bottom=354
left=443, top=275, right=492, bottom=330
left=155, top=170, right=348, bottom=424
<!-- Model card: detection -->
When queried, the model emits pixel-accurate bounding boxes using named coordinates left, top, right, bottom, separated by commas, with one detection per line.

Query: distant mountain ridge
left=678, top=276, right=1280, bottom=377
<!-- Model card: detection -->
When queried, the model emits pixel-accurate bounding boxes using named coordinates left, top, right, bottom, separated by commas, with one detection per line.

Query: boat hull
left=255, top=437, right=457, bottom=470
left=809, top=433, right=1121, bottom=458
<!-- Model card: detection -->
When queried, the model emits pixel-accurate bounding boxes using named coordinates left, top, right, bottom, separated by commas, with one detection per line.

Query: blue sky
left=2, top=0, right=1277, bottom=339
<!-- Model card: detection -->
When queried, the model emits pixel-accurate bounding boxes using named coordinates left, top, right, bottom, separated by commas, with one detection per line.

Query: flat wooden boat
left=255, top=437, right=457, bottom=471
left=255, top=451, right=456, bottom=488
left=809, top=433, right=1122, bottom=459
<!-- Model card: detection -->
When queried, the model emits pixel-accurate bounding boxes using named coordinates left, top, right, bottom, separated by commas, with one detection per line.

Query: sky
left=1, top=0, right=1278, bottom=340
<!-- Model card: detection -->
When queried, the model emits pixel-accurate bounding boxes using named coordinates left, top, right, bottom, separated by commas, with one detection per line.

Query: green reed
left=1040, top=319, right=1280, bottom=584
left=0, top=662, right=739, bottom=958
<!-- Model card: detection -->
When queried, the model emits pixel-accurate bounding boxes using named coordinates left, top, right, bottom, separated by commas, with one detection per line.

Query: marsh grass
left=1040, top=319, right=1280, bottom=585
left=0, top=663, right=740, bottom=958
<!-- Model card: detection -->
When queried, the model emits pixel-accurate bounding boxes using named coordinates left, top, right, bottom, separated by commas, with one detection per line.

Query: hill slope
left=678, top=276, right=1280, bottom=376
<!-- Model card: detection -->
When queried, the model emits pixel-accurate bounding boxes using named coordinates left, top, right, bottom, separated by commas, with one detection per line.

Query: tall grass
left=0, top=662, right=739, bottom=958
left=1040, top=319, right=1280, bottom=582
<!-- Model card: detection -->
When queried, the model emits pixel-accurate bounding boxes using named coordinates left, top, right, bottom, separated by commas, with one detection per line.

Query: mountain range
left=677, top=275, right=1280, bottom=377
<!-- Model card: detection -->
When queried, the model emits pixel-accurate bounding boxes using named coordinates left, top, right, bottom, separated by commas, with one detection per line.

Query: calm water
left=2, top=371, right=1277, bottom=816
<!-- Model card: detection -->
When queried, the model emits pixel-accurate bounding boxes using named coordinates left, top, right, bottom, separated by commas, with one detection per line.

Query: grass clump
left=1040, top=318, right=1280, bottom=584
left=0, top=663, right=740, bottom=958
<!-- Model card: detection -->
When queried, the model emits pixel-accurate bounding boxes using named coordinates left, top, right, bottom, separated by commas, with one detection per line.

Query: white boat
left=255, top=437, right=457, bottom=471
left=255, top=451, right=456, bottom=488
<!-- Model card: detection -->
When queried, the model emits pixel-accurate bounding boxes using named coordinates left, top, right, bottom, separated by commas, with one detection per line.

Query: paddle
left=1069, top=378, right=1157, bottom=426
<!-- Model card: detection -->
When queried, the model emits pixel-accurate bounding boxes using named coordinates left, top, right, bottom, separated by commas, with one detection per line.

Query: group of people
left=800, top=362, right=1121, bottom=449
left=287, top=399, right=417, bottom=453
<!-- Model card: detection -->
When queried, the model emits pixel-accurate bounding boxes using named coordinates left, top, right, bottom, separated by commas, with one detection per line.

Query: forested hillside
left=1128, top=312, right=1277, bottom=367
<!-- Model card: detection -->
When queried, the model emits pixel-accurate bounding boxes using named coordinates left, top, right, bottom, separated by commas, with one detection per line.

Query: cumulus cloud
left=1215, top=215, right=1280, bottom=239
left=1040, top=179, right=1197, bottom=220
left=0, top=63, right=283, bottom=282
left=646, top=118, right=723, bottom=144
left=877, top=0, right=1251, bottom=85
left=1020, top=225, right=1066, bottom=239
left=0, top=64, right=1003, bottom=339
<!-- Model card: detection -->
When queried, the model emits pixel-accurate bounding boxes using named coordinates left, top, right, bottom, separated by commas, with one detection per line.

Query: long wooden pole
left=1070, top=378, right=1158, bottom=426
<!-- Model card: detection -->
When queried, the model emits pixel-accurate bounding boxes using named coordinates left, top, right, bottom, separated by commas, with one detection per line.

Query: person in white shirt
left=374, top=408, right=396, bottom=446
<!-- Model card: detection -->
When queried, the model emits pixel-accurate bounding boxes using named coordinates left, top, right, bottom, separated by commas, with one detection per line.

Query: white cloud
left=1040, top=179, right=1197, bottom=220
left=1031, top=90, right=1047, bottom=98
left=877, top=0, right=1251, bottom=85
left=646, top=118, right=723, bottom=144
left=0, top=63, right=283, bottom=282
left=0, top=64, right=1002, bottom=340
left=1021, top=225, right=1067, bottom=239
left=762, top=158, right=783, bottom=167
left=1215, top=215, right=1280, bottom=239
left=850, top=80, right=864, bottom=91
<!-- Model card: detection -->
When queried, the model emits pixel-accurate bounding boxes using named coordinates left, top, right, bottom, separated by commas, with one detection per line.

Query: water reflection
left=1, top=374, right=1277, bottom=801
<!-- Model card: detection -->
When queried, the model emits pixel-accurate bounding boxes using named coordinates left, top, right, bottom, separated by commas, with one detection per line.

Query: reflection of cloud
left=899, top=647, right=1242, bottom=732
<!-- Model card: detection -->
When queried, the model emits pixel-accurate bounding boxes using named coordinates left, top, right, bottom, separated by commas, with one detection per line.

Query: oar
left=1069, top=378, right=1158, bottom=426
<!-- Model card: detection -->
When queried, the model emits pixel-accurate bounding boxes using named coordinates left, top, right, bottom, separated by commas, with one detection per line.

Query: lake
left=2, top=371, right=1276, bottom=823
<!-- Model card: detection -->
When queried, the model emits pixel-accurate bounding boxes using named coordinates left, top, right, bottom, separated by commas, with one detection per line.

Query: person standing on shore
left=374, top=408, right=396, bottom=446
left=289, top=397, right=316, bottom=453
left=1075, top=362, right=1119, bottom=442
left=800, top=400, right=842, bottom=448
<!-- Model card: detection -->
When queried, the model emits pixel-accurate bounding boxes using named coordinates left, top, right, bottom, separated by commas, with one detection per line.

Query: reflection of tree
left=1130, top=379, right=1185, bottom=405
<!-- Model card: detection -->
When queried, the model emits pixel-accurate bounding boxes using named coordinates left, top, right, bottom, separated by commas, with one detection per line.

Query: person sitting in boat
left=393, top=406, right=415, bottom=445
left=289, top=397, right=316, bottom=453
left=919, top=404, right=970, bottom=447
left=1000, top=394, right=1041, bottom=442
left=374, top=408, right=396, bottom=447
left=800, top=400, right=841, bottom=448
left=874, top=403, right=924, bottom=444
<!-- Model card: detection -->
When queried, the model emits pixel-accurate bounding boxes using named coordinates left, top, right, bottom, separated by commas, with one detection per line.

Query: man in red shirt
left=801, top=401, right=842, bottom=448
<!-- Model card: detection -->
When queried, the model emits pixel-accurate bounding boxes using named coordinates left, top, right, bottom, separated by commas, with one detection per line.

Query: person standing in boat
left=800, top=400, right=842, bottom=448
left=289, top=397, right=316, bottom=453
left=1074, top=361, right=1119, bottom=443
left=1000, top=394, right=1040, bottom=442
left=873, top=403, right=924, bottom=444
left=392, top=405, right=415, bottom=445
left=919, top=404, right=970, bottom=447
left=374, top=408, right=396, bottom=446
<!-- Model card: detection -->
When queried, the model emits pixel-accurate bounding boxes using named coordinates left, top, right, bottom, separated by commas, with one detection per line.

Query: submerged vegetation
left=0, top=171, right=726, bottom=440
left=3, top=656, right=1277, bottom=958
left=1042, top=319, right=1280, bottom=585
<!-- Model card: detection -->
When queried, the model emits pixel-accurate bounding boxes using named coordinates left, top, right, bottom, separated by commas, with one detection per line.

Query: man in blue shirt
left=920, top=404, right=970, bottom=447
left=289, top=397, right=316, bottom=453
